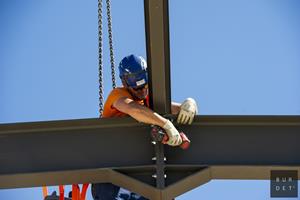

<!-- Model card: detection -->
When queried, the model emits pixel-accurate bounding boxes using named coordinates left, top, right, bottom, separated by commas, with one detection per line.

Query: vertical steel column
left=144, top=0, right=171, bottom=193
left=144, top=0, right=171, bottom=114
left=153, top=142, right=166, bottom=189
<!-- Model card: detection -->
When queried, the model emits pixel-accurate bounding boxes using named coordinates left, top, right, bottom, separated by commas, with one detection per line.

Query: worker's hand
left=177, top=98, right=198, bottom=125
left=163, top=120, right=182, bottom=146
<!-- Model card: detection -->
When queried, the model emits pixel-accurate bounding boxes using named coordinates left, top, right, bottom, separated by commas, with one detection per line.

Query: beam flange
left=210, top=166, right=300, bottom=180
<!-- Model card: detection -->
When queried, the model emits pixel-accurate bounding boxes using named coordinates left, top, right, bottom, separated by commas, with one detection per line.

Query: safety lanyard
left=42, top=184, right=89, bottom=200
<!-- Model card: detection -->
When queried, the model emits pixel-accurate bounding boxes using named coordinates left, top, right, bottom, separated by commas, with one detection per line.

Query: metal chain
left=98, top=0, right=104, bottom=117
left=106, top=0, right=116, bottom=89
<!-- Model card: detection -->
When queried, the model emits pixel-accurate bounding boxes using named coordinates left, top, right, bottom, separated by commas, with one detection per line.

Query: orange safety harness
left=42, top=184, right=89, bottom=200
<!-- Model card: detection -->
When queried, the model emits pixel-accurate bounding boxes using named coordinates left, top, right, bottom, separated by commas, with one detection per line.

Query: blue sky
left=0, top=0, right=300, bottom=199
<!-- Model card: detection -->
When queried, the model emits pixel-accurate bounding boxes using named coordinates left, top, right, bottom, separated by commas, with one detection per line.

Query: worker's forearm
left=171, top=102, right=181, bottom=115
left=127, top=102, right=167, bottom=128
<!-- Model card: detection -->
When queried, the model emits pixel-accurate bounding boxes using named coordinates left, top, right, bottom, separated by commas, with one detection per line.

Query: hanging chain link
left=98, top=0, right=104, bottom=117
left=98, top=0, right=116, bottom=117
left=106, top=0, right=116, bottom=89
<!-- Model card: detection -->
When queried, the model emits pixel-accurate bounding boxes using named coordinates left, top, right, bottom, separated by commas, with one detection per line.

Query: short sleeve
left=102, top=88, right=133, bottom=117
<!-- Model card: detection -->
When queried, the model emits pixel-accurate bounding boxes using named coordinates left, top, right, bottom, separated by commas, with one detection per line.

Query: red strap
left=72, top=184, right=89, bottom=200
left=59, top=185, right=65, bottom=200
left=80, top=184, right=89, bottom=200
left=145, top=95, right=150, bottom=107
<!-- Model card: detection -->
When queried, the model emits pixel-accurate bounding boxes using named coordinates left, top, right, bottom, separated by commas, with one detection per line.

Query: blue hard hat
left=119, top=54, right=148, bottom=88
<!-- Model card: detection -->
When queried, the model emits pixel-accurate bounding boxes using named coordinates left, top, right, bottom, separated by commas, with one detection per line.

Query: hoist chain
left=98, top=0, right=116, bottom=116
left=106, top=0, right=116, bottom=89
left=98, top=0, right=104, bottom=117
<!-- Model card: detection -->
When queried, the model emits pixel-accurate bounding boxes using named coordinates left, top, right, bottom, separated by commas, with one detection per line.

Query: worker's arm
left=113, top=97, right=167, bottom=127
left=114, top=99, right=196, bottom=125
left=113, top=97, right=182, bottom=146
left=171, top=102, right=181, bottom=115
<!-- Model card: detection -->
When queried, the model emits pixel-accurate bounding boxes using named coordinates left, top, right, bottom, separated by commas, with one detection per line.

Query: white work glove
left=163, top=120, right=182, bottom=146
left=177, top=98, right=198, bottom=125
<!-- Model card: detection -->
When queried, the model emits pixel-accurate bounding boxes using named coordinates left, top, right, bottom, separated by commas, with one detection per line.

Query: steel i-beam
left=1, top=116, right=300, bottom=189
left=144, top=0, right=172, bottom=191
left=144, top=0, right=171, bottom=114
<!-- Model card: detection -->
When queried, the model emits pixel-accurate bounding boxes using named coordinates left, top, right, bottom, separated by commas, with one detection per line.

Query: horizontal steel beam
left=166, top=115, right=300, bottom=166
left=1, top=116, right=300, bottom=195
left=0, top=117, right=154, bottom=174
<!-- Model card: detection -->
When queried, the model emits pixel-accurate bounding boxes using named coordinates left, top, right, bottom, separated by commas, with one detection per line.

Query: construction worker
left=92, top=54, right=198, bottom=200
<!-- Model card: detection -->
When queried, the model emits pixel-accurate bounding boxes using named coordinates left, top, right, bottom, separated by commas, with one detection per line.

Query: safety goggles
left=124, top=70, right=148, bottom=88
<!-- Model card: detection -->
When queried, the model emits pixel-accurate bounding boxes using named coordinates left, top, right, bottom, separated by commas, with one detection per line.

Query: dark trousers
left=92, top=183, right=149, bottom=200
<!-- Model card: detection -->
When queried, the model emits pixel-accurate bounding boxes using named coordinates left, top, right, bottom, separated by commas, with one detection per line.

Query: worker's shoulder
left=107, top=87, right=132, bottom=99
left=109, top=87, right=130, bottom=94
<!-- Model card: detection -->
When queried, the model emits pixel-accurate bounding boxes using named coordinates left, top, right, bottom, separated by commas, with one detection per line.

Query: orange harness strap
left=42, top=186, right=48, bottom=199
left=72, top=184, right=80, bottom=200
left=42, top=184, right=89, bottom=200
left=42, top=185, right=65, bottom=200
left=72, top=184, right=89, bottom=200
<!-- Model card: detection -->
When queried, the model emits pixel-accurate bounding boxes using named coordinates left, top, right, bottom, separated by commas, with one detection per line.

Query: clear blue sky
left=0, top=0, right=300, bottom=199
